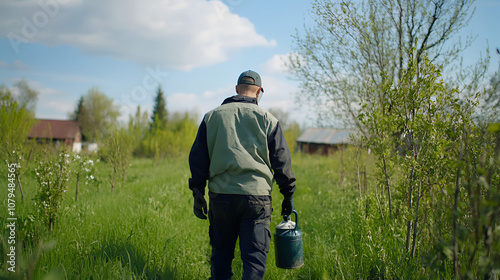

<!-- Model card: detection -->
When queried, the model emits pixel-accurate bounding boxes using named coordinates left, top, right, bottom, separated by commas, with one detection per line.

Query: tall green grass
left=1, top=150, right=434, bottom=279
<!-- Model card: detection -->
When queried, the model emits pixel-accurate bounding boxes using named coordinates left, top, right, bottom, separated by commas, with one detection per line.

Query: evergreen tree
left=150, top=86, right=168, bottom=131
left=70, top=96, right=85, bottom=121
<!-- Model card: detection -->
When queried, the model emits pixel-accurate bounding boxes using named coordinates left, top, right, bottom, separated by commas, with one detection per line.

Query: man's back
left=204, top=96, right=278, bottom=195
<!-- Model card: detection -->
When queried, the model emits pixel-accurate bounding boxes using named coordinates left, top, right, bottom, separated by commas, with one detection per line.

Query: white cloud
left=168, top=84, right=234, bottom=119
left=262, top=54, right=290, bottom=74
left=259, top=75, right=296, bottom=109
left=0, top=0, right=275, bottom=70
left=259, top=53, right=316, bottom=126
left=24, top=81, right=75, bottom=119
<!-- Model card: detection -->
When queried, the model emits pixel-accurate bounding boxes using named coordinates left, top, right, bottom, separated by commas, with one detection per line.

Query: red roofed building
left=27, top=119, right=82, bottom=152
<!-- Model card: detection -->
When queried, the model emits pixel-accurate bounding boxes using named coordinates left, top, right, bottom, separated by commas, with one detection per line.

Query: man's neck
left=237, top=92, right=257, bottom=98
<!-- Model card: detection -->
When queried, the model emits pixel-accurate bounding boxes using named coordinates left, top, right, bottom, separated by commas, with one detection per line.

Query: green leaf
left=487, top=123, right=500, bottom=134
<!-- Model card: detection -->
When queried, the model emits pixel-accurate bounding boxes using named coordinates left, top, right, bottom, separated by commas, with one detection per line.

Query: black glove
left=189, top=178, right=207, bottom=220
left=281, top=194, right=294, bottom=216
left=192, top=188, right=207, bottom=220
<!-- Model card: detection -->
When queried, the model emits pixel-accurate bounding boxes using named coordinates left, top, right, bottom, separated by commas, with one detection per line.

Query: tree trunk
left=16, top=176, right=25, bottom=201
left=75, top=173, right=80, bottom=201
left=375, top=184, right=386, bottom=226
left=111, top=167, right=117, bottom=192
left=381, top=152, right=393, bottom=220
left=411, top=178, right=422, bottom=257
left=356, top=146, right=362, bottom=199
left=363, top=165, right=367, bottom=191
left=453, top=127, right=466, bottom=279
left=406, top=168, right=415, bottom=252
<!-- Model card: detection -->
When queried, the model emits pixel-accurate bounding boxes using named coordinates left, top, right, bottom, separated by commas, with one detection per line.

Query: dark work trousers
left=208, top=191, right=272, bottom=280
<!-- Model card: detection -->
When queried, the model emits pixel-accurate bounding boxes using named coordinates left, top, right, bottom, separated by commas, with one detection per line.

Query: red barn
left=27, top=119, right=82, bottom=152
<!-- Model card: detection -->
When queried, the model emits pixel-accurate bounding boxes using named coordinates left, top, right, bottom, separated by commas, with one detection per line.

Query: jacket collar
left=221, top=95, right=258, bottom=106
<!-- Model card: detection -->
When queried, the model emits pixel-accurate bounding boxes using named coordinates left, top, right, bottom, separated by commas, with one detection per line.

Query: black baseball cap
left=237, top=70, right=264, bottom=92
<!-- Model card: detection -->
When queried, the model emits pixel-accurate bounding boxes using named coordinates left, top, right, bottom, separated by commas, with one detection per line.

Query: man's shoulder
left=262, top=109, right=279, bottom=123
left=202, top=97, right=278, bottom=126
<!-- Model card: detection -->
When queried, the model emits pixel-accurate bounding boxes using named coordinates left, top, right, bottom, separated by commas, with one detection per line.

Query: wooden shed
left=296, top=128, right=357, bottom=156
left=27, top=119, right=82, bottom=153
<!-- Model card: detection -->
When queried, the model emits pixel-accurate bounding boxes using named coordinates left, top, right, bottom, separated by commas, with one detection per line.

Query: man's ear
left=235, top=85, right=239, bottom=94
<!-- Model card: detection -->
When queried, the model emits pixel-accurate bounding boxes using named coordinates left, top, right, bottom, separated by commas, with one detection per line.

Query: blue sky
left=0, top=0, right=499, bottom=127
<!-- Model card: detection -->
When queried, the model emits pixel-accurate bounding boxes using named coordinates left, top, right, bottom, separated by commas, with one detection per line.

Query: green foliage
left=127, top=94, right=198, bottom=161
left=128, top=105, right=150, bottom=157
left=103, top=128, right=135, bottom=191
left=288, top=0, right=478, bottom=127
left=284, top=121, right=302, bottom=153
left=0, top=89, right=36, bottom=159
left=141, top=112, right=198, bottom=160
left=359, top=53, right=500, bottom=277
left=33, top=150, right=72, bottom=231
left=72, top=153, right=99, bottom=201
left=78, top=87, right=120, bottom=142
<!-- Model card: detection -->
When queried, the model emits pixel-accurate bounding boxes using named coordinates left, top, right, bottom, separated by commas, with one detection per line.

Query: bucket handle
left=283, top=210, right=299, bottom=230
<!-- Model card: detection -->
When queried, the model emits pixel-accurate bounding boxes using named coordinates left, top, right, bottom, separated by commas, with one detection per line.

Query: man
left=188, top=70, right=297, bottom=280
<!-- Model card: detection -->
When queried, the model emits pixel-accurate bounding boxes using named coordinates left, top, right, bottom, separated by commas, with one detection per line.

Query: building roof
left=296, top=128, right=357, bottom=145
left=28, top=119, right=80, bottom=140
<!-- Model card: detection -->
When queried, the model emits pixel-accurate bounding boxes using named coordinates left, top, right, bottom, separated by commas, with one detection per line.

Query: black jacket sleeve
left=188, top=120, right=210, bottom=193
left=268, top=122, right=296, bottom=197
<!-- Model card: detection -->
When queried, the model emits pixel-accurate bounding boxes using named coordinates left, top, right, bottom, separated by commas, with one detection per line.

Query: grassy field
left=1, top=151, right=439, bottom=279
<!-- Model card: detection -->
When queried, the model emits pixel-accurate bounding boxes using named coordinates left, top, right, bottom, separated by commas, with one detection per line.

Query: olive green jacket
left=189, top=95, right=296, bottom=196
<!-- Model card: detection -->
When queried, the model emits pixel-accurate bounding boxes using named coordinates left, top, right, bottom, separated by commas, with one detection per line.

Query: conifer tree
left=150, top=86, right=168, bottom=131
left=70, top=96, right=84, bottom=121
